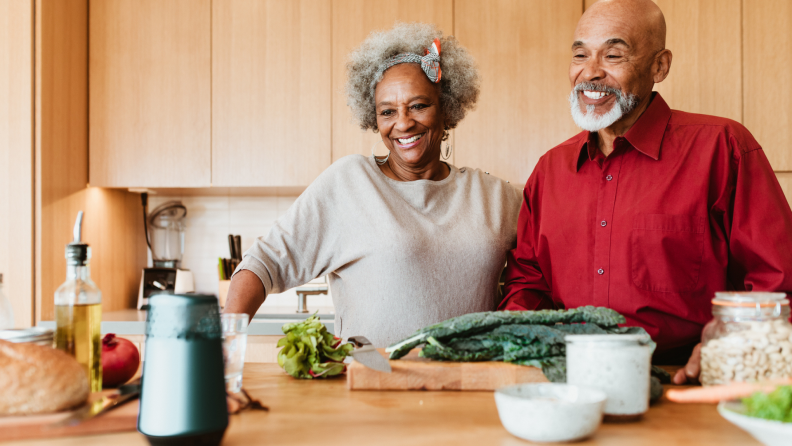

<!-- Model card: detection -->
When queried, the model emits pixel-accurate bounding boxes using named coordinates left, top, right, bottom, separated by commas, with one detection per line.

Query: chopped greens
left=743, top=386, right=792, bottom=422
left=277, top=314, right=354, bottom=379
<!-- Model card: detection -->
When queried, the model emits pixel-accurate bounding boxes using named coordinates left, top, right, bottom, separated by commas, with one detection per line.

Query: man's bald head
left=577, top=0, right=666, bottom=54
left=568, top=0, right=672, bottom=135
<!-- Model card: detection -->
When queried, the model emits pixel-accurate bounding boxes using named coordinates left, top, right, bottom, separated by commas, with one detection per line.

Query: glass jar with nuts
left=700, top=292, right=791, bottom=386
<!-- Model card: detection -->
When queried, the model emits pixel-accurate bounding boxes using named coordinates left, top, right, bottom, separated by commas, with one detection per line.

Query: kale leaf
left=386, top=306, right=625, bottom=359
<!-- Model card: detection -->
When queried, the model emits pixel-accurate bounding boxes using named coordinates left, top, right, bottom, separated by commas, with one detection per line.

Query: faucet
left=294, top=277, right=328, bottom=313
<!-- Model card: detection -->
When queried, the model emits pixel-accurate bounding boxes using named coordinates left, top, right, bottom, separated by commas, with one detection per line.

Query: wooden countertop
left=5, top=364, right=760, bottom=446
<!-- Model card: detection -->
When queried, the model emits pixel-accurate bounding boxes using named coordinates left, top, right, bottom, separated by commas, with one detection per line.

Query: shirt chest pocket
left=631, top=214, right=706, bottom=293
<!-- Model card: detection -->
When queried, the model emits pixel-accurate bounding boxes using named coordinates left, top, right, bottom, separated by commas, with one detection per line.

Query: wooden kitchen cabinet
left=89, top=0, right=212, bottom=188
left=212, top=0, right=331, bottom=187
left=652, top=0, right=742, bottom=122
left=743, top=0, right=792, bottom=171
left=331, top=0, right=454, bottom=163
left=454, top=0, right=581, bottom=186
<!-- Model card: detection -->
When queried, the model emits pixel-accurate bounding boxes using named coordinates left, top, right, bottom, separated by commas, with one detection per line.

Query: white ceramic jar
left=566, top=334, right=653, bottom=417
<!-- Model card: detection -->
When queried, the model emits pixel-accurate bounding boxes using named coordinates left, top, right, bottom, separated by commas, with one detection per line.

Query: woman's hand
left=223, top=270, right=266, bottom=323
left=673, top=343, right=702, bottom=385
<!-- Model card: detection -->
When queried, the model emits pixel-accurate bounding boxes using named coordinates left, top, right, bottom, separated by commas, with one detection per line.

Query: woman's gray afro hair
left=345, top=22, right=480, bottom=135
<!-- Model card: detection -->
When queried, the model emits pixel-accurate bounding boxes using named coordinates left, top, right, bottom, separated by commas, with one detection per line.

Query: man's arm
left=223, top=270, right=266, bottom=324
left=498, top=180, right=555, bottom=311
left=675, top=141, right=792, bottom=384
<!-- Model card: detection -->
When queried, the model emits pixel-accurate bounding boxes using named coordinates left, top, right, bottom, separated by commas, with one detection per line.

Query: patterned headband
left=374, top=38, right=443, bottom=89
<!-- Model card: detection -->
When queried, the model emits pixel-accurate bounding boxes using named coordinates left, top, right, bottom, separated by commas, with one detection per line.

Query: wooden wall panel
left=744, top=0, right=792, bottom=171
left=777, top=173, right=792, bottom=210
left=454, top=0, right=581, bottom=186
left=331, top=0, right=454, bottom=163
left=212, top=0, right=331, bottom=187
left=89, top=0, right=211, bottom=187
left=0, top=0, right=34, bottom=328
left=585, top=0, right=742, bottom=122
left=652, top=0, right=742, bottom=122
left=37, top=0, right=147, bottom=322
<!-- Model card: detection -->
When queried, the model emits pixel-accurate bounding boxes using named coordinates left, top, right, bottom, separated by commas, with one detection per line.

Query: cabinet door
left=212, top=0, right=331, bottom=187
left=744, top=0, right=792, bottom=171
left=90, top=0, right=211, bottom=188
left=652, top=0, right=742, bottom=122
left=331, top=0, right=453, bottom=163
left=454, top=0, right=581, bottom=186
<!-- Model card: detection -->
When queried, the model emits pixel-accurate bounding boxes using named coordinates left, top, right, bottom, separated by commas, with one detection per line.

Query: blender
left=137, top=200, right=195, bottom=310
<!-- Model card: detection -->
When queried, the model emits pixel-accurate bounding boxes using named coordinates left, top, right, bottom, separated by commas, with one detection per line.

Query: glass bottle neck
left=66, top=263, right=91, bottom=281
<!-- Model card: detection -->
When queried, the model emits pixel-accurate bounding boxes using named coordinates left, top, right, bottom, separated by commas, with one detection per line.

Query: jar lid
left=713, top=292, right=789, bottom=307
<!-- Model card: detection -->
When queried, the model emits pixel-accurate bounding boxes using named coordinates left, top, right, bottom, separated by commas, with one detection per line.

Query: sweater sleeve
left=233, top=160, right=351, bottom=296
left=498, top=162, right=555, bottom=311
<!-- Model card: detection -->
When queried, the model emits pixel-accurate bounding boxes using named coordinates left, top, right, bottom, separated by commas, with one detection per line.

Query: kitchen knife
left=347, top=336, right=392, bottom=373
left=48, top=381, right=141, bottom=429
left=234, top=235, right=242, bottom=260
left=228, top=234, right=237, bottom=260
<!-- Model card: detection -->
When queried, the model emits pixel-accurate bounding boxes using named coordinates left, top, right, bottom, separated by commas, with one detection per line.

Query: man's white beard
left=568, top=84, right=638, bottom=132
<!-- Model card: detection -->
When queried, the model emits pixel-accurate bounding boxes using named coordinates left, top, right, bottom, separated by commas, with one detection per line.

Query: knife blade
left=348, top=336, right=392, bottom=373
left=48, top=381, right=141, bottom=429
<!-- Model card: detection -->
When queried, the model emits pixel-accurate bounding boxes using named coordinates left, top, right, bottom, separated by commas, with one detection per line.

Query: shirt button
left=606, top=175, right=613, bottom=181
left=597, top=268, right=604, bottom=275
left=600, top=220, right=607, bottom=227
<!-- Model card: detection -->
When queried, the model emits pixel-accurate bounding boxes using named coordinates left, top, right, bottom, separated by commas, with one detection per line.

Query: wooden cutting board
left=347, top=349, right=548, bottom=390
left=0, top=398, right=139, bottom=442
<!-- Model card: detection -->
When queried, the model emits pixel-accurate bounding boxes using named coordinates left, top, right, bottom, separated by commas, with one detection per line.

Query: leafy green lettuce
left=743, top=386, right=792, bottom=422
left=277, top=314, right=354, bottom=379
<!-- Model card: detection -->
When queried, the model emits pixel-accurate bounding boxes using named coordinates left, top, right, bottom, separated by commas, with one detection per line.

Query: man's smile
left=579, top=90, right=615, bottom=107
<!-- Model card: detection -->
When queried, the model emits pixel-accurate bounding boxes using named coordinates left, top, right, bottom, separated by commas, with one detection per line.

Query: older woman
left=225, top=22, right=521, bottom=347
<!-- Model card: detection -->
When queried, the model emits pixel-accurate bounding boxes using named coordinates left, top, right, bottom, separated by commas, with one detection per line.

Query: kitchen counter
left=5, top=364, right=760, bottom=446
left=39, top=308, right=336, bottom=336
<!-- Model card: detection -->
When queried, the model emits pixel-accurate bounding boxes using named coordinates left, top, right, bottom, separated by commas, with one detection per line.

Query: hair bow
left=376, top=38, right=443, bottom=84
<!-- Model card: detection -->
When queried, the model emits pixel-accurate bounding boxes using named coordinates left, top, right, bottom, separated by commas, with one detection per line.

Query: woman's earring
left=371, top=140, right=390, bottom=165
left=441, top=143, right=453, bottom=161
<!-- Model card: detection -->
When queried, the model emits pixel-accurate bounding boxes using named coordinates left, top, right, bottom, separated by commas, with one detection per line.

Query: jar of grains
left=700, top=292, right=792, bottom=386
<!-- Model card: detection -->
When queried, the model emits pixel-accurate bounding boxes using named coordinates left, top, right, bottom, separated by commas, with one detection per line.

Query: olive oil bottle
left=54, top=211, right=102, bottom=392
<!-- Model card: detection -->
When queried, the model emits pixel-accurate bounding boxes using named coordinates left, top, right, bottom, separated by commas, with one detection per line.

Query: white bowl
left=718, top=400, right=792, bottom=446
left=494, top=383, right=607, bottom=443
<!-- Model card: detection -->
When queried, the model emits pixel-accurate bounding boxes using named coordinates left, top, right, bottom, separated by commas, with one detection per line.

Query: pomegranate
left=101, top=333, right=140, bottom=388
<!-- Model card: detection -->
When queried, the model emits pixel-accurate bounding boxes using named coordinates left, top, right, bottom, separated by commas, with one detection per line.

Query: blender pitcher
left=148, top=201, right=187, bottom=268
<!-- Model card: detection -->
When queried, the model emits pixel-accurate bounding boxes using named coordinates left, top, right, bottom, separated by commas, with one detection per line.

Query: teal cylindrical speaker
left=138, top=294, right=228, bottom=445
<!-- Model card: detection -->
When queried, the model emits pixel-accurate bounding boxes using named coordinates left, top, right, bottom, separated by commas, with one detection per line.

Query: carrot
left=667, top=379, right=792, bottom=404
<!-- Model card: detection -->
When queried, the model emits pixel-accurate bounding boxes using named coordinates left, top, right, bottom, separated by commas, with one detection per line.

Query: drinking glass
left=220, top=313, right=248, bottom=393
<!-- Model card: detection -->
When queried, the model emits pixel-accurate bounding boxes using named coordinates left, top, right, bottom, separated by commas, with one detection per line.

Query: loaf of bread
left=0, top=340, right=90, bottom=415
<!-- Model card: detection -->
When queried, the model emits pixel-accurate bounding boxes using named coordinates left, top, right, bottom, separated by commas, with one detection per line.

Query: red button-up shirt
left=500, top=93, right=792, bottom=359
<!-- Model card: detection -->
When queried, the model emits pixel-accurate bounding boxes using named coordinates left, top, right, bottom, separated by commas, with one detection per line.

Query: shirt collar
left=575, top=92, right=672, bottom=171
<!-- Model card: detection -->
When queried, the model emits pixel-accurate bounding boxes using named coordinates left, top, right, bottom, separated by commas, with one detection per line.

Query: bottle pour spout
left=73, top=211, right=84, bottom=243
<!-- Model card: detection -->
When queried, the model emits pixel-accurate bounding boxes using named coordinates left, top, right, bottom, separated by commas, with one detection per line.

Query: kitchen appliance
left=138, top=294, right=228, bottom=445
left=137, top=199, right=194, bottom=310
left=137, top=268, right=195, bottom=310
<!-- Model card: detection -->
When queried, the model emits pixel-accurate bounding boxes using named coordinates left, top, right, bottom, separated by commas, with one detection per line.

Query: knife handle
left=347, top=336, right=372, bottom=348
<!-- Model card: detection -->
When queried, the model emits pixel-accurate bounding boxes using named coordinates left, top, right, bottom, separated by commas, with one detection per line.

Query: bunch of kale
left=386, top=306, right=670, bottom=387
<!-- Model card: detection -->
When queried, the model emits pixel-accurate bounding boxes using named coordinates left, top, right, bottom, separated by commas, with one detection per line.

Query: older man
left=500, top=0, right=792, bottom=384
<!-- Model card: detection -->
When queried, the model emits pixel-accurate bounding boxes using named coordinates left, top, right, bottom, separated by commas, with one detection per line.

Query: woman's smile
left=394, top=133, right=425, bottom=148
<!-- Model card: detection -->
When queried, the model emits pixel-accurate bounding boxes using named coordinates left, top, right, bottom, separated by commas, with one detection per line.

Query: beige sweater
left=237, top=155, right=522, bottom=347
